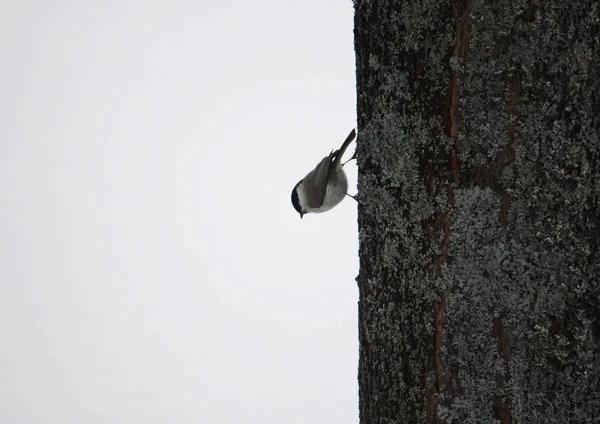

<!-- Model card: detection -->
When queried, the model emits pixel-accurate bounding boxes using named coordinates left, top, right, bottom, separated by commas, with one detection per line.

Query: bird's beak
left=300, top=213, right=304, bottom=219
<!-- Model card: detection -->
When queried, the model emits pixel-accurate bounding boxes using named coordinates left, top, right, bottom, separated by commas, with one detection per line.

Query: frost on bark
left=354, top=1, right=600, bottom=423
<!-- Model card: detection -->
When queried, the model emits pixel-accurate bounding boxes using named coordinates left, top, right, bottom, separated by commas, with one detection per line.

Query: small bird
left=291, top=129, right=357, bottom=218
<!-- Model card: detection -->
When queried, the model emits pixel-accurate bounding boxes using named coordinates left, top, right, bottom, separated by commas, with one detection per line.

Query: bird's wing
left=303, top=151, right=335, bottom=208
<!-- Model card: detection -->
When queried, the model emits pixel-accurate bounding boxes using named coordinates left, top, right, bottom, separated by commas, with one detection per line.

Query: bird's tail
left=332, top=128, right=357, bottom=167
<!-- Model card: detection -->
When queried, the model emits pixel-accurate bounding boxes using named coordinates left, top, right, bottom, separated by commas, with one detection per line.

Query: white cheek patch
left=297, top=184, right=309, bottom=212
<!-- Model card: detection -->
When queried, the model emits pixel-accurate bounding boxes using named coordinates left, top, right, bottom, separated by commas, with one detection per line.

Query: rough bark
left=354, top=1, right=600, bottom=423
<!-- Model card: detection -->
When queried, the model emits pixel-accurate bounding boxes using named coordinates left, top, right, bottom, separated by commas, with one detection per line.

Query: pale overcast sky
left=1, top=1, right=358, bottom=423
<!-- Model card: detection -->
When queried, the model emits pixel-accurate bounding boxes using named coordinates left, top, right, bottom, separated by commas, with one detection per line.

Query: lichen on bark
left=355, top=0, right=600, bottom=423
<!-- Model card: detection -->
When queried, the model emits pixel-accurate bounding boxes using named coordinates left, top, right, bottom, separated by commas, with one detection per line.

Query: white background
left=1, top=1, right=359, bottom=423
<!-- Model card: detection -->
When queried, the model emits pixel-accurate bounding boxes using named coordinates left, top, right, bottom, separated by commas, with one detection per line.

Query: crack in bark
left=499, top=73, right=522, bottom=226
left=492, top=317, right=512, bottom=423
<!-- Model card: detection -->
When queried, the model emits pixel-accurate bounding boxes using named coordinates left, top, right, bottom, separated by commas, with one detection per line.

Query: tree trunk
left=354, top=1, right=600, bottom=422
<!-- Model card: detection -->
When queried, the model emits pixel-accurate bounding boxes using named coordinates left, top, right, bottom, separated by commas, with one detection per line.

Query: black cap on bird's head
left=291, top=182, right=304, bottom=218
